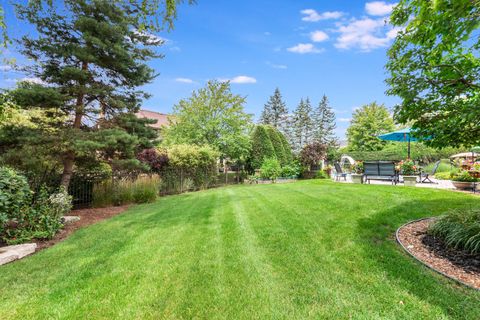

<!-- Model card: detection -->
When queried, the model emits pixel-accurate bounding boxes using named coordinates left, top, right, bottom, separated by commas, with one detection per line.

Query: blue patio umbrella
left=378, top=128, right=422, bottom=159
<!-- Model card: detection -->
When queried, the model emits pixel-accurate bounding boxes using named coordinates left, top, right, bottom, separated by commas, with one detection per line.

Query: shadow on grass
left=355, top=196, right=480, bottom=318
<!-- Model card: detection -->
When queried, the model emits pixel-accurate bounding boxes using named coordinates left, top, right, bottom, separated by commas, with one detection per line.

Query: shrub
left=280, top=161, right=302, bottom=178
left=434, top=171, right=456, bottom=180
left=300, top=142, right=327, bottom=170
left=49, top=187, right=73, bottom=219
left=0, top=167, right=72, bottom=244
left=315, top=170, right=328, bottom=179
left=0, top=167, right=32, bottom=225
left=250, top=125, right=276, bottom=169
left=137, top=148, right=169, bottom=173
left=423, top=159, right=453, bottom=174
left=429, top=208, right=480, bottom=255
left=265, top=126, right=289, bottom=165
left=260, top=158, right=281, bottom=181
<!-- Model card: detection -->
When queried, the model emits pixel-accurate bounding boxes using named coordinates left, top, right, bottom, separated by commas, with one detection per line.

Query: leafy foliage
left=346, top=102, right=395, bottom=151
left=429, top=208, right=480, bottom=255
left=249, top=125, right=276, bottom=169
left=299, top=142, right=327, bottom=170
left=163, top=80, right=252, bottom=161
left=8, top=0, right=170, bottom=187
left=386, top=0, right=480, bottom=148
left=280, top=161, right=302, bottom=178
left=137, top=148, right=169, bottom=173
left=452, top=170, right=478, bottom=182
left=0, top=167, right=71, bottom=244
left=260, top=158, right=281, bottom=181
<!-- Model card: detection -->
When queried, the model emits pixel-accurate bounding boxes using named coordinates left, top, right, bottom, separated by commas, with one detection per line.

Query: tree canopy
left=163, top=80, right=253, bottom=162
left=346, top=102, right=395, bottom=151
left=3, top=0, right=185, bottom=187
left=313, top=95, right=337, bottom=146
left=260, top=88, right=288, bottom=129
left=386, top=0, right=480, bottom=147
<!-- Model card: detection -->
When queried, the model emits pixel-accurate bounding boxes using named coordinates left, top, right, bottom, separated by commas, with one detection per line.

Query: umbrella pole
left=407, top=138, right=411, bottom=159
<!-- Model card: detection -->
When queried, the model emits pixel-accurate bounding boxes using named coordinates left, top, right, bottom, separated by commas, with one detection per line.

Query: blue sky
left=1, top=0, right=400, bottom=139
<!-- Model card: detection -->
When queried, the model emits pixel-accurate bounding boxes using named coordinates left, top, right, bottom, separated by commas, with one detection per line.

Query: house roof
left=135, top=109, right=171, bottom=129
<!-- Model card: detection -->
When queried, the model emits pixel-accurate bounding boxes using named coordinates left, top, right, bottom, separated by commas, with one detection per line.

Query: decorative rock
left=62, top=216, right=81, bottom=224
left=0, top=243, right=37, bottom=266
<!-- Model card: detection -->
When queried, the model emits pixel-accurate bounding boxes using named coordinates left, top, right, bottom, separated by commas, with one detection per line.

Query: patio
left=335, top=173, right=455, bottom=190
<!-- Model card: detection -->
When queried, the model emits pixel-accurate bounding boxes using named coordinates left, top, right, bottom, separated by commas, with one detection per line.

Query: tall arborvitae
left=260, top=88, right=288, bottom=129
left=313, top=95, right=337, bottom=146
left=11, top=0, right=173, bottom=187
left=292, top=97, right=314, bottom=154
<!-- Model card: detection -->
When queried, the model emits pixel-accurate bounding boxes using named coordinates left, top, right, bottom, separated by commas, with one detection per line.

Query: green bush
left=159, top=144, right=219, bottom=193
left=429, top=208, right=480, bottom=255
left=260, top=158, right=281, bottom=181
left=434, top=171, right=455, bottom=180
left=315, top=170, right=328, bottom=179
left=280, top=161, right=302, bottom=178
left=0, top=167, right=72, bottom=244
left=265, top=126, right=289, bottom=165
left=423, top=159, right=452, bottom=173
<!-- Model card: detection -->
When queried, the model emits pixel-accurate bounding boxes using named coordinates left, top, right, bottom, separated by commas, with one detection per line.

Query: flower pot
left=351, top=173, right=363, bottom=184
left=403, top=175, right=417, bottom=187
left=452, top=181, right=475, bottom=190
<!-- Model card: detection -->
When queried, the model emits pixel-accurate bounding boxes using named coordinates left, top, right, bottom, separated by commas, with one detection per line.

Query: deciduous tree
left=346, top=102, right=395, bottom=151
left=386, top=0, right=480, bottom=147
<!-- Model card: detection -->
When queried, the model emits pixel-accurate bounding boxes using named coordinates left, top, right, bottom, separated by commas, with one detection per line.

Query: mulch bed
left=34, top=206, right=129, bottom=251
left=397, top=218, right=480, bottom=290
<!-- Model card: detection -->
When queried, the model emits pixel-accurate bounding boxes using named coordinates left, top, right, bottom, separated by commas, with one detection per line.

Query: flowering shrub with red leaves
left=137, top=148, right=169, bottom=173
left=299, top=142, right=327, bottom=170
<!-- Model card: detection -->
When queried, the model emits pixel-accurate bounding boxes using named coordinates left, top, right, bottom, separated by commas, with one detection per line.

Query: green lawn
left=1, top=181, right=479, bottom=319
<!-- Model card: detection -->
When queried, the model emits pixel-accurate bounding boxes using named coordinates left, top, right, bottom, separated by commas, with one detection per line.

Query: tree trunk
left=60, top=61, right=87, bottom=188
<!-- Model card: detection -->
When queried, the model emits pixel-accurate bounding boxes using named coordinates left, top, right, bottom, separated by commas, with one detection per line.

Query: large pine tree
left=292, top=98, right=314, bottom=153
left=313, top=95, right=337, bottom=146
left=260, top=88, right=288, bottom=129
left=10, top=0, right=180, bottom=187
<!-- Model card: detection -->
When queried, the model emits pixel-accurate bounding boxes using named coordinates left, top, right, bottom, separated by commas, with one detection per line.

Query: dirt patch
left=397, top=218, right=480, bottom=290
left=34, top=206, right=129, bottom=251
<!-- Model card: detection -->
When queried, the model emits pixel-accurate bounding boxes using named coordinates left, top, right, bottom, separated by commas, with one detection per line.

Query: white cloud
left=175, top=77, right=194, bottom=84
left=18, top=77, right=46, bottom=85
left=365, top=1, right=397, bottom=16
left=266, top=62, right=287, bottom=69
left=334, top=18, right=397, bottom=51
left=220, top=75, right=257, bottom=84
left=338, top=117, right=352, bottom=122
left=287, top=43, right=323, bottom=54
left=310, top=30, right=329, bottom=42
left=264, top=31, right=271, bottom=36
left=0, top=65, right=12, bottom=72
left=301, top=9, right=344, bottom=22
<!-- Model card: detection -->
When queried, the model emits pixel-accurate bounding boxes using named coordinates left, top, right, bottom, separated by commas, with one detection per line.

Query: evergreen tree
left=313, top=95, right=337, bottom=146
left=260, top=88, right=288, bottom=129
left=292, top=98, right=314, bottom=154
left=250, top=125, right=275, bottom=169
left=9, top=0, right=179, bottom=187
left=265, top=125, right=287, bottom=165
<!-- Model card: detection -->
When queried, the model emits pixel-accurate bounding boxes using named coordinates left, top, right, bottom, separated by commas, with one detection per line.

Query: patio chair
left=334, top=162, right=347, bottom=181
left=420, top=160, right=440, bottom=183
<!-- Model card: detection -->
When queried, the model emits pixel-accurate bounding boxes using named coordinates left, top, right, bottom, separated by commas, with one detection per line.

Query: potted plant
left=400, top=159, right=418, bottom=187
left=323, top=164, right=333, bottom=178
left=351, top=161, right=364, bottom=184
left=452, top=171, right=478, bottom=190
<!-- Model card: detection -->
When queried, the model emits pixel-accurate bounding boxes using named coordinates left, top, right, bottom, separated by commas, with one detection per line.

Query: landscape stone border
left=0, top=243, right=37, bottom=266
left=396, top=218, right=479, bottom=291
